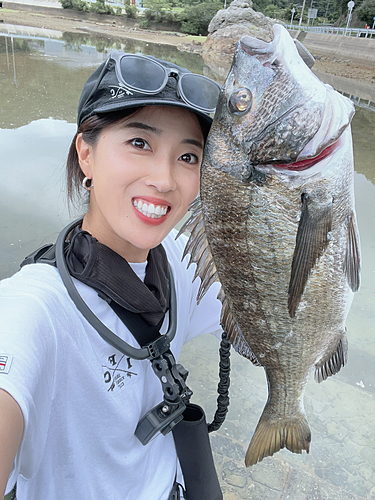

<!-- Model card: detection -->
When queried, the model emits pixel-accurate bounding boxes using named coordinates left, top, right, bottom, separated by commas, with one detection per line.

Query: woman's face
left=76, top=105, right=204, bottom=262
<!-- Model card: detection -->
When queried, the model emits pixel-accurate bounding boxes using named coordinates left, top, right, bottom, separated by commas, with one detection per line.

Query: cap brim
left=93, top=97, right=213, bottom=128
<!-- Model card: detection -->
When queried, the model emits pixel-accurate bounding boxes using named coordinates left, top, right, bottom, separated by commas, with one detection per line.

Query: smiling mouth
left=132, top=199, right=170, bottom=219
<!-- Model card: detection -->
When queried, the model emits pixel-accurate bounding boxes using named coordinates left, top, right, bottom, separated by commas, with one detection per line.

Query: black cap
left=77, top=53, right=214, bottom=134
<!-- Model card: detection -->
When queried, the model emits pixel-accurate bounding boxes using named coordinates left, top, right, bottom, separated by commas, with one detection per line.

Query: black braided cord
left=10, top=483, right=17, bottom=500
left=208, top=331, right=231, bottom=433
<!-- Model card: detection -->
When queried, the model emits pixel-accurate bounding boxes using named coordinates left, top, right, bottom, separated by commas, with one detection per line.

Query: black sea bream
left=179, top=24, right=361, bottom=466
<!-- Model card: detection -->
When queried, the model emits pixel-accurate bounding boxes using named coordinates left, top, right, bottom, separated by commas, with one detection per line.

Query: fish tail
left=245, top=412, right=311, bottom=467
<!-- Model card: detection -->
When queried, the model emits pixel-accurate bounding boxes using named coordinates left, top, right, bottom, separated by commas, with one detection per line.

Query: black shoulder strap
left=21, top=242, right=165, bottom=350
left=20, top=243, right=58, bottom=268
left=107, top=300, right=164, bottom=348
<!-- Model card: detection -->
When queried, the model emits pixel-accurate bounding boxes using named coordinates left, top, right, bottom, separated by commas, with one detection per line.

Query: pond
left=1, top=29, right=374, bottom=500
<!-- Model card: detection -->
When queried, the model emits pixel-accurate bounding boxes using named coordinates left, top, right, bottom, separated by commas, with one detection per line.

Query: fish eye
left=228, top=88, right=252, bottom=115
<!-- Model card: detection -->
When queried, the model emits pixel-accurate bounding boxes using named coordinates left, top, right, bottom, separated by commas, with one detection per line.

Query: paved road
left=6, top=0, right=62, bottom=9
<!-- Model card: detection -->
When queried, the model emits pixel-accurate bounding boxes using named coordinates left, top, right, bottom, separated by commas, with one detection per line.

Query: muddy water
left=1, top=31, right=374, bottom=500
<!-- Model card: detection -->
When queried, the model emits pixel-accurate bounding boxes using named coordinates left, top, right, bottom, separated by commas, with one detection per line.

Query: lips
left=132, top=198, right=171, bottom=225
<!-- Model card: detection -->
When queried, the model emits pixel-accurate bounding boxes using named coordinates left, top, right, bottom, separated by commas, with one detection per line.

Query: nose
left=145, top=156, right=177, bottom=193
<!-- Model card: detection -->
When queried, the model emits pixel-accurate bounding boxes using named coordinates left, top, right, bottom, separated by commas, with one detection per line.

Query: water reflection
left=1, top=32, right=374, bottom=500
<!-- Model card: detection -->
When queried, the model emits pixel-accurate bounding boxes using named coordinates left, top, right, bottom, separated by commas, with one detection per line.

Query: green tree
left=179, top=2, right=222, bottom=34
left=356, top=0, right=375, bottom=23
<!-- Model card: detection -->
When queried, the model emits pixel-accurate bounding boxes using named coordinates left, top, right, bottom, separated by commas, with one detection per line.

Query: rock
left=207, top=0, right=271, bottom=35
left=202, top=0, right=274, bottom=82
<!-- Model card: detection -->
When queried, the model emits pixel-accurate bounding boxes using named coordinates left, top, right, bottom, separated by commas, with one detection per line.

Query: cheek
left=184, top=168, right=201, bottom=202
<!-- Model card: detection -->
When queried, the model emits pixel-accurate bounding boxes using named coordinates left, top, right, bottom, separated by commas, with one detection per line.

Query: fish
left=178, top=24, right=361, bottom=466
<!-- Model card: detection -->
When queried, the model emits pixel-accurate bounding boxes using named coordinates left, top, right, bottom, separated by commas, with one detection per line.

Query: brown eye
left=228, top=88, right=252, bottom=115
left=131, top=138, right=151, bottom=150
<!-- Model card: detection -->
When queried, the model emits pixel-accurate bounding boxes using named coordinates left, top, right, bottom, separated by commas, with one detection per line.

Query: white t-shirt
left=0, top=229, right=222, bottom=500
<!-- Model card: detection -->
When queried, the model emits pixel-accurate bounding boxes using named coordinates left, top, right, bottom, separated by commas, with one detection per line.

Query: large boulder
left=202, top=0, right=274, bottom=82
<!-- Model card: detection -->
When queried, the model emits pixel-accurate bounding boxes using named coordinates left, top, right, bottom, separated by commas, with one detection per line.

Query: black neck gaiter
left=65, top=227, right=169, bottom=327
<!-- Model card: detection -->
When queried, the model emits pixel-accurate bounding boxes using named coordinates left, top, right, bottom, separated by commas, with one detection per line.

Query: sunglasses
left=107, top=52, right=221, bottom=114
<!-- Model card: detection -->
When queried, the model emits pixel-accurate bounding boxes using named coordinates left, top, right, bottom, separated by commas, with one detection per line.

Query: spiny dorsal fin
left=176, top=197, right=219, bottom=303
left=288, top=192, right=333, bottom=318
left=177, top=198, right=260, bottom=366
left=344, top=211, right=361, bottom=292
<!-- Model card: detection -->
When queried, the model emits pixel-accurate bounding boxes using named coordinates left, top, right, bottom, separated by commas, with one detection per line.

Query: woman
left=0, top=53, right=223, bottom=499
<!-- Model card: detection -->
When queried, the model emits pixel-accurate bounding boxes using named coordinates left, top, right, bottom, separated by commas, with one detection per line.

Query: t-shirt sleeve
left=0, top=292, right=57, bottom=491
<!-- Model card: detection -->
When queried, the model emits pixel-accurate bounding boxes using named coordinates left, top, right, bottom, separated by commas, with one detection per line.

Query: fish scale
left=178, top=24, right=361, bottom=466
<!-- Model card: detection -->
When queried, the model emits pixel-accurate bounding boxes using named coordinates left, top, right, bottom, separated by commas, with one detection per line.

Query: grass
left=181, top=34, right=207, bottom=42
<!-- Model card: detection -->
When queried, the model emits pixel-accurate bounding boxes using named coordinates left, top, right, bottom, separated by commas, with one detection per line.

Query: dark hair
left=66, top=108, right=140, bottom=209
left=66, top=106, right=210, bottom=209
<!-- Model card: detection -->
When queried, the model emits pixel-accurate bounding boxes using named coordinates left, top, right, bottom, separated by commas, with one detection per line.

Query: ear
left=76, top=133, right=93, bottom=179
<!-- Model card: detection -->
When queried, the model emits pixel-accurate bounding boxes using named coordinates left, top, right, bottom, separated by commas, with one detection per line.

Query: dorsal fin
left=177, top=198, right=261, bottom=365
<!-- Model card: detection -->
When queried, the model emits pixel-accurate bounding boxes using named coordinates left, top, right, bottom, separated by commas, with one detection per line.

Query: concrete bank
left=294, top=31, right=375, bottom=68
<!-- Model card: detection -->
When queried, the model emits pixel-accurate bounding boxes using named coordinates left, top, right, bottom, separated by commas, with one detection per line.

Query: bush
left=125, top=4, right=138, bottom=17
left=179, top=2, right=221, bottom=35
left=59, top=0, right=90, bottom=10
left=89, top=0, right=115, bottom=14
left=73, top=0, right=90, bottom=10
left=139, top=18, right=150, bottom=28
left=59, top=0, right=74, bottom=8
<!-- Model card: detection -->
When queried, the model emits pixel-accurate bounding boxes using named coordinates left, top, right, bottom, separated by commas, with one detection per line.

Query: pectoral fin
left=344, top=211, right=361, bottom=292
left=288, top=193, right=333, bottom=318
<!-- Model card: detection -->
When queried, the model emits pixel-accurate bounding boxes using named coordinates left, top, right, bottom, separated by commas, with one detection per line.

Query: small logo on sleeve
left=0, top=355, right=13, bottom=374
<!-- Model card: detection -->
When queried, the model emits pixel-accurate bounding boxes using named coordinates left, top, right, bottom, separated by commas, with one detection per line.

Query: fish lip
left=272, top=140, right=340, bottom=171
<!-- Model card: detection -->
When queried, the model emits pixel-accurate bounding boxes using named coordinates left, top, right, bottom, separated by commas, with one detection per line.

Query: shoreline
left=1, top=2, right=375, bottom=86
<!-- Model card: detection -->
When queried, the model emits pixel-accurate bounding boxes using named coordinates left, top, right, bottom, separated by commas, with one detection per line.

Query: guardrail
left=341, top=92, right=375, bottom=111
left=288, top=25, right=375, bottom=38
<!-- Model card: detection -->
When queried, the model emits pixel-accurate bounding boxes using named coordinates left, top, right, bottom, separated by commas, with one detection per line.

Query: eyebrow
left=181, top=138, right=204, bottom=149
left=124, top=121, right=204, bottom=149
left=123, top=122, right=162, bottom=134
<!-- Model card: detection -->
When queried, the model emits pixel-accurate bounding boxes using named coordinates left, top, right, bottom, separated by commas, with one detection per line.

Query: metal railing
left=288, top=25, right=375, bottom=38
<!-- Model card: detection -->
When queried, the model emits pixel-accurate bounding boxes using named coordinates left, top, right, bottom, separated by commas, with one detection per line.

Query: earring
left=82, top=177, right=94, bottom=191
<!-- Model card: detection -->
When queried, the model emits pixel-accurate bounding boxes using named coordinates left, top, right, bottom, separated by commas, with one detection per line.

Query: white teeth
left=133, top=200, right=169, bottom=219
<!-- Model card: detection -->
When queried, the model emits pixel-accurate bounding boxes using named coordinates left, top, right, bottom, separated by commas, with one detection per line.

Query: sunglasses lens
left=180, top=74, right=221, bottom=112
left=119, top=56, right=166, bottom=92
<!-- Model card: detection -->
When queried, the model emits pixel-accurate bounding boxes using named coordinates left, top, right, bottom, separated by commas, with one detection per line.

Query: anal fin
left=314, top=333, right=348, bottom=383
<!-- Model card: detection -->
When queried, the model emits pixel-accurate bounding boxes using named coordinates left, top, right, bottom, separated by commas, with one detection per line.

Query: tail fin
left=245, top=411, right=311, bottom=467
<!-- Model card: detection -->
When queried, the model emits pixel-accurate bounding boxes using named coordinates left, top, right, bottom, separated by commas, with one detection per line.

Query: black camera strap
left=20, top=220, right=229, bottom=500
left=20, top=220, right=230, bottom=444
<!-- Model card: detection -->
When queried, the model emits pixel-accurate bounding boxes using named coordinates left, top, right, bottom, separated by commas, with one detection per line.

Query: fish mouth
left=273, top=140, right=340, bottom=171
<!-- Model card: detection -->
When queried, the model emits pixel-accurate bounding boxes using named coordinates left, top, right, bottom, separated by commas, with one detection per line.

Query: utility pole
left=290, top=7, right=296, bottom=29
left=324, top=0, right=330, bottom=24
left=299, top=0, right=306, bottom=28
